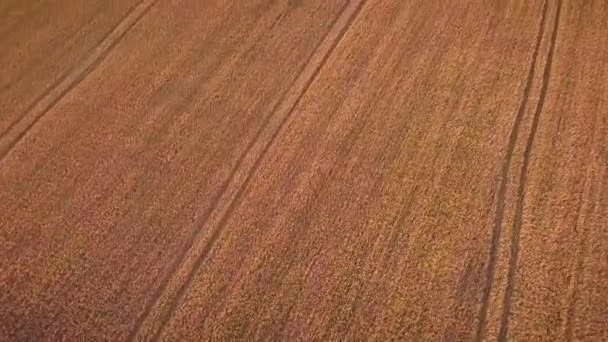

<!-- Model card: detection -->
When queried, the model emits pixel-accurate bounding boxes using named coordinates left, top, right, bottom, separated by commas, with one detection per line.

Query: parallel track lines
left=0, top=0, right=158, bottom=161
left=474, top=1, right=549, bottom=340
left=498, top=1, right=563, bottom=339
left=126, top=1, right=368, bottom=340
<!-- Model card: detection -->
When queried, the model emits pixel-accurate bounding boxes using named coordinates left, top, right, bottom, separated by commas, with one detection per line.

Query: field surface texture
left=1, top=1, right=606, bottom=341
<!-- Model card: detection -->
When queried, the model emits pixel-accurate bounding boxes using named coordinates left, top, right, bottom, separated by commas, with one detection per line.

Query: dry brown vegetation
left=1, top=1, right=606, bottom=341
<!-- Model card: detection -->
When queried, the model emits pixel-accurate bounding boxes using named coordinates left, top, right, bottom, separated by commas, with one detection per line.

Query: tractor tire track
left=149, top=2, right=369, bottom=338
left=498, top=1, right=563, bottom=339
left=474, top=1, right=549, bottom=340
left=0, top=0, right=158, bottom=161
left=126, top=1, right=368, bottom=340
